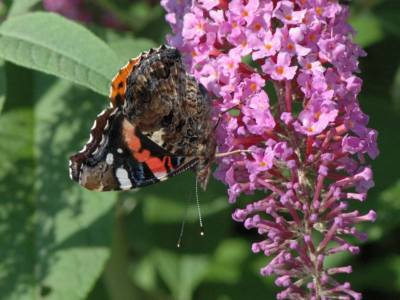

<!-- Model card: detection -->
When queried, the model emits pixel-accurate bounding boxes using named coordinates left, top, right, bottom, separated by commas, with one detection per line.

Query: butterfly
left=69, top=45, right=216, bottom=191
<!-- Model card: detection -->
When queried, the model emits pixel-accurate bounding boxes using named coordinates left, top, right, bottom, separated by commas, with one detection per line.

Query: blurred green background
left=0, top=0, right=399, bottom=299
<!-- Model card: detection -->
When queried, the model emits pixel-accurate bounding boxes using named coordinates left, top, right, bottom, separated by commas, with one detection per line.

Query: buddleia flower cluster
left=162, top=0, right=378, bottom=299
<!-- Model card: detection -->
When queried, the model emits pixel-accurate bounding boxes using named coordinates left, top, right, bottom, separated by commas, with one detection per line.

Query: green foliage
left=0, top=108, right=35, bottom=300
left=34, top=79, right=116, bottom=300
left=374, top=0, right=400, bottom=38
left=0, top=59, right=5, bottom=113
left=350, top=12, right=384, bottom=47
left=0, top=13, right=120, bottom=95
left=8, top=0, right=41, bottom=17
left=0, top=0, right=399, bottom=299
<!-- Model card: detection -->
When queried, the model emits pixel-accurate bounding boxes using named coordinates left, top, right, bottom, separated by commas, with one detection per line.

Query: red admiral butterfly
left=69, top=45, right=216, bottom=191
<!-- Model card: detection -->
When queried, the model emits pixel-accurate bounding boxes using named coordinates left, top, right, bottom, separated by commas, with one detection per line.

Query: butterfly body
left=69, top=45, right=215, bottom=191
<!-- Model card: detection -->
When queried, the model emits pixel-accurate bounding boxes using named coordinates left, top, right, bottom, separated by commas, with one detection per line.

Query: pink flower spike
left=162, top=0, right=379, bottom=298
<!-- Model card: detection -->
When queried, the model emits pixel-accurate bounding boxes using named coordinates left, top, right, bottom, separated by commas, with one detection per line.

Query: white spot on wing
left=116, top=167, right=132, bottom=190
left=69, top=166, right=73, bottom=179
left=149, top=129, right=165, bottom=147
left=79, top=145, right=87, bottom=153
left=92, top=147, right=100, bottom=156
left=97, top=109, right=107, bottom=117
left=117, top=148, right=123, bottom=154
left=90, top=119, right=97, bottom=130
left=110, top=108, right=118, bottom=117
left=106, top=153, right=114, bottom=165
left=100, top=134, right=106, bottom=145
left=158, top=175, right=168, bottom=181
left=104, top=120, right=110, bottom=131
left=154, top=171, right=167, bottom=180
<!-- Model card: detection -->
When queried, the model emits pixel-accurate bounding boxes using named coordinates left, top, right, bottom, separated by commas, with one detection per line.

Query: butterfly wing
left=109, top=58, right=141, bottom=107
left=71, top=46, right=215, bottom=191
left=69, top=108, right=198, bottom=191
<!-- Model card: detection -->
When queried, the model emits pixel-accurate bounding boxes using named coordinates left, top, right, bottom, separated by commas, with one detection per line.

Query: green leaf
left=371, top=180, right=400, bottom=238
left=109, top=37, right=157, bottom=63
left=0, top=76, right=118, bottom=300
left=0, top=60, right=5, bottom=114
left=34, top=78, right=117, bottom=300
left=352, top=255, right=400, bottom=293
left=205, top=239, right=249, bottom=284
left=8, top=0, right=41, bottom=17
left=4, top=63, right=34, bottom=110
left=0, top=12, right=120, bottom=96
left=153, top=250, right=210, bottom=300
left=350, top=12, right=384, bottom=47
left=374, top=0, right=400, bottom=38
left=392, top=65, right=400, bottom=112
left=0, top=108, right=35, bottom=300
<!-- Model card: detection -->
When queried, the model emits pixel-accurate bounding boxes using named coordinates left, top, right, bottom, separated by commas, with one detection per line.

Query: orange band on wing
left=146, top=157, right=167, bottom=174
left=122, top=120, right=173, bottom=179
left=135, top=149, right=151, bottom=162
left=109, top=57, right=140, bottom=107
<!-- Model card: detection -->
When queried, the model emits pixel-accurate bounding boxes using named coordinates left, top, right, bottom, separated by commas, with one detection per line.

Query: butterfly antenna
left=195, top=177, right=205, bottom=236
left=176, top=192, right=190, bottom=248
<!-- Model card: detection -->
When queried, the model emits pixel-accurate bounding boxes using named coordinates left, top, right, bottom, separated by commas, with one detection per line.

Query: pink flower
left=294, top=98, right=338, bottom=135
left=198, top=0, right=219, bottom=10
left=262, top=52, right=297, bottom=81
left=246, top=146, right=275, bottom=181
left=251, top=30, right=281, bottom=60
left=183, top=8, right=210, bottom=42
left=273, top=1, right=306, bottom=25
left=242, top=91, right=276, bottom=135
left=162, top=1, right=378, bottom=299
left=229, top=0, right=260, bottom=25
left=280, top=27, right=311, bottom=57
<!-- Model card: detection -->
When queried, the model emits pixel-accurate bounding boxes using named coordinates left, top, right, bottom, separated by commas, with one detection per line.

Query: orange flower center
left=196, top=22, right=204, bottom=30
left=250, top=82, right=258, bottom=92
left=285, top=15, right=293, bottom=21
left=276, top=66, right=284, bottom=75
left=254, top=23, right=262, bottom=31
left=264, top=43, right=272, bottom=50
